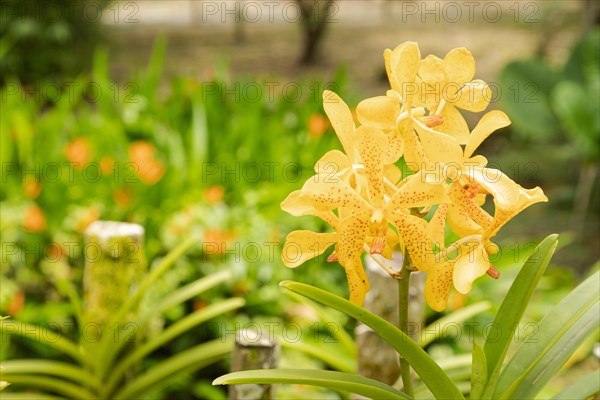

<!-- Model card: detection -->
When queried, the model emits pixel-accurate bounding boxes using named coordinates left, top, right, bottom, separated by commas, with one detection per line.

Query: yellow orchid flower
left=282, top=125, right=449, bottom=305
left=281, top=40, right=549, bottom=315
left=425, top=180, right=547, bottom=312
left=415, top=48, right=492, bottom=144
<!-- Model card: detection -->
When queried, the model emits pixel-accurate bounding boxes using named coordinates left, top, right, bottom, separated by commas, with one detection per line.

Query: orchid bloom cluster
left=281, top=42, right=547, bottom=311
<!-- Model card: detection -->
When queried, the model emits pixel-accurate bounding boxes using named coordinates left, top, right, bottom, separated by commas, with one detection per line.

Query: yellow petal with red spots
left=388, top=212, right=435, bottom=271
left=357, top=125, right=388, bottom=207
left=425, top=260, right=455, bottom=311
left=388, top=171, right=449, bottom=211
left=300, top=175, right=369, bottom=211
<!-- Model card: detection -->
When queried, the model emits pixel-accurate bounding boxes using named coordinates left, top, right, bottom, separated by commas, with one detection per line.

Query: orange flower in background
left=100, top=156, right=115, bottom=175
left=113, top=188, right=133, bottom=208
left=202, top=229, right=236, bottom=256
left=128, top=141, right=165, bottom=185
left=23, top=204, right=46, bottom=232
left=7, top=291, right=25, bottom=316
left=204, top=185, right=225, bottom=204
left=22, top=177, right=41, bottom=199
left=64, top=137, right=91, bottom=168
left=308, top=113, right=329, bottom=138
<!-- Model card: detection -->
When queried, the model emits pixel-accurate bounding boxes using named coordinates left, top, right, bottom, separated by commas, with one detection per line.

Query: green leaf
left=138, top=269, right=234, bottom=326
left=0, top=375, right=95, bottom=399
left=499, top=60, right=561, bottom=139
left=493, top=271, right=600, bottom=399
left=0, top=321, right=82, bottom=364
left=279, top=281, right=464, bottom=400
left=0, top=393, right=63, bottom=400
left=213, top=369, right=411, bottom=400
left=0, top=359, right=100, bottom=390
left=552, top=369, right=600, bottom=400
left=104, top=297, right=244, bottom=397
left=482, top=234, right=558, bottom=398
left=470, top=343, right=487, bottom=400
left=419, top=301, right=492, bottom=347
left=280, top=340, right=355, bottom=373
left=94, top=234, right=201, bottom=377
left=551, top=81, right=600, bottom=162
left=113, top=339, right=232, bottom=399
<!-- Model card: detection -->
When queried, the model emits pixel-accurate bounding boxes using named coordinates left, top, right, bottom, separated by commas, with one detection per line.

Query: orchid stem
left=398, top=252, right=414, bottom=396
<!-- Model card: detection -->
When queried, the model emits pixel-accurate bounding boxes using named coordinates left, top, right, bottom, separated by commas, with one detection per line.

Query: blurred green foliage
left=0, top=37, right=355, bottom=397
left=499, top=28, right=600, bottom=163
left=0, top=0, right=112, bottom=84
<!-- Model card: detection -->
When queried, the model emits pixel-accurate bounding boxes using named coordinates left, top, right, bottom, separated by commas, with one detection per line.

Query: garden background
left=1, top=1, right=598, bottom=399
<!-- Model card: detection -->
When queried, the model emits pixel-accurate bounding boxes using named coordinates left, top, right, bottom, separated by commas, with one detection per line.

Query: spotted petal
left=388, top=212, right=435, bottom=271
left=300, top=175, right=369, bottom=212
left=357, top=125, right=388, bottom=207
left=425, top=260, right=455, bottom=311
left=387, top=171, right=449, bottom=211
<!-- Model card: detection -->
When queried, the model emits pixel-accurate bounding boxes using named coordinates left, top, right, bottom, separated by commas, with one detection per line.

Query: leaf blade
left=280, top=281, right=464, bottom=400
left=213, top=369, right=411, bottom=400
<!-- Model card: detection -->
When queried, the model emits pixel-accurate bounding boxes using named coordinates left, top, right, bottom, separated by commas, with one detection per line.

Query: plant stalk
left=398, top=253, right=414, bottom=396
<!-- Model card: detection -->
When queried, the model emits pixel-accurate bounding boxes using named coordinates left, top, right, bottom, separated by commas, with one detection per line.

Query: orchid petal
left=425, top=260, right=455, bottom=312
left=453, top=244, right=490, bottom=294
left=282, top=231, right=338, bottom=268
left=464, top=111, right=511, bottom=158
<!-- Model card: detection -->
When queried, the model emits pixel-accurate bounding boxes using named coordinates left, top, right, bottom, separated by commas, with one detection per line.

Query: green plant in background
left=0, top=0, right=111, bottom=84
left=499, top=28, right=600, bottom=231
left=214, top=42, right=600, bottom=399
left=0, top=237, right=245, bottom=399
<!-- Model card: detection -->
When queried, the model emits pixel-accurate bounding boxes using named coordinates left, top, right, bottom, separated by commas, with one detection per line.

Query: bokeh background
left=1, top=1, right=598, bottom=398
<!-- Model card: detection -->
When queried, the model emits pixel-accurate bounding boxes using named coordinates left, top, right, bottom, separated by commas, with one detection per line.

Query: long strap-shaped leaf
left=552, top=369, right=600, bottom=399
left=493, top=270, right=600, bottom=399
left=280, top=281, right=464, bottom=400
left=0, top=375, right=95, bottom=399
left=214, top=369, right=412, bottom=400
left=103, top=297, right=244, bottom=397
left=113, top=339, right=231, bottom=399
left=0, top=321, right=82, bottom=364
left=481, top=234, right=558, bottom=399
left=0, top=359, right=100, bottom=390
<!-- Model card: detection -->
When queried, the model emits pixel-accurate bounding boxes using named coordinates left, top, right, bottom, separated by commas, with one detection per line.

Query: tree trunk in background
left=296, top=0, right=336, bottom=65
